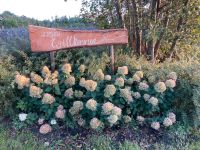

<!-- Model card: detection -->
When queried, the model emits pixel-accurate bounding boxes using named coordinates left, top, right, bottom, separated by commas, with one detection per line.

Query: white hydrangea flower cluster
left=19, top=113, right=27, bottom=121
left=86, top=98, right=98, bottom=111
left=138, top=82, right=149, bottom=91
left=69, top=101, right=84, bottom=116
left=154, top=82, right=166, bottom=93
left=151, top=122, right=160, bottom=130
left=143, top=94, right=151, bottom=101
left=132, top=71, right=143, bottom=82
left=120, top=88, right=133, bottom=103
left=163, top=112, right=176, bottom=127
left=78, top=65, right=85, bottom=73
left=74, top=90, right=83, bottom=98
left=42, top=93, right=55, bottom=104
left=123, top=115, right=132, bottom=123
left=107, top=115, right=118, bottom=125
left=102, top=102, right=114, bottom=115
left=77, top=117, right=86, bottom=126
left=127, top=78, right=134, bottom=85
left=104, top=84, right=116, bottom=98
left=165, top=79, right=176, bottom=88
left=148, top=97, right=159, bottom=106
left=104, top=75, right=111, bottom=81
left=90, top=118, right=102, bottom=129
left=65, top=76, right=75, bottom=87
left=111, top=106, right=122, bottom=116
left=115, top=77, right=124, bottom=87
left=64, top=88, right=74, bottom=98
left=132, top=92, right=141, bottom=99
left=79, top=78, right=97, bottom=92
left=93, top=69, right=104, bottom=81
left=137, top=116, right=145, bottom=123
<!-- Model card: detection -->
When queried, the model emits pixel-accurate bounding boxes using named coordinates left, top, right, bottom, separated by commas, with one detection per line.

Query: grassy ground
left=1, top=117, right=200, bottom=150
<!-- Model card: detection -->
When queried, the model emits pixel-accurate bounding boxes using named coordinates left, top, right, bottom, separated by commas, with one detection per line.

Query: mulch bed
left=1, top=116, right=198, bottom=150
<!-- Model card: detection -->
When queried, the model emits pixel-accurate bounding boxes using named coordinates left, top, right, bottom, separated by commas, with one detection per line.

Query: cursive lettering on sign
left=51, top=36, right=97, bottom=49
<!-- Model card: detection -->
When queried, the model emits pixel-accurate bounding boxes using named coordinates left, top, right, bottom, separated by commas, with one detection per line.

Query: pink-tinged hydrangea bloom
left=64, top=88, right=74, bottom=98
left=111, top=106, right=122, bottom=116
left=115, top=77, right=124, bottom=87
left=30, top=72, right=43, bottom=84
left=55, top=105, right=66, bottom=119
left=117, top=66, right=128, bottom=75
left=29, top=85, right=43, bottom=98
left=15, top=74, right=30, bottom=89
left=86, top=99, right=98, bottom=111
left=132, top=92, right=141, bottom=99
left=138, top=82, right=149, bottom=91
left=65, top=76, right=75, bottom=87
left=62, top=63, right=72, bottom=74
left=163, top=117, right=173, bottom=127
left=102, top=102, right=114, bottom=115
left=151, top=122, right=160, bottom=130
left=90, top=118, right=102, bottom=129
left=42, top=93, right=55, bottom=104
left=39, top=124, right=52, bottom=134
left=165, top=79, right=176, bottom=88
left=168, top=112, right=176, bottom=123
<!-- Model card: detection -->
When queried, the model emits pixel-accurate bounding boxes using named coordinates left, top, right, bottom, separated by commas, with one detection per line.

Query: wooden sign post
left=29, top=25, right=128, bottom=73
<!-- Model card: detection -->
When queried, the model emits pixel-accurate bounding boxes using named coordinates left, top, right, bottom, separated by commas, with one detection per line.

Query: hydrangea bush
left=14, top=64, right=177, bottom=134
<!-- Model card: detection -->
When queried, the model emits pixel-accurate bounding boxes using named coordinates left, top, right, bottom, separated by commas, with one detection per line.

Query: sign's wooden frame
left=29, top=25, right=128, bottom=73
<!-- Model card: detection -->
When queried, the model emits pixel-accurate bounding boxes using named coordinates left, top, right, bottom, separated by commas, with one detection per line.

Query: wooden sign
left=29, top=25, right=128, bottom=52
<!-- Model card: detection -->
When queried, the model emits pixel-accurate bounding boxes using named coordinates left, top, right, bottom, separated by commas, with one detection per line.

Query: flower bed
left=14, top=64, right=177, bottom=134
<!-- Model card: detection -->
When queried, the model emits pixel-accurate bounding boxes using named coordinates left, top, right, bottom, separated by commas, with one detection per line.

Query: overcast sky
left=0, top=0, right=82, bottom=20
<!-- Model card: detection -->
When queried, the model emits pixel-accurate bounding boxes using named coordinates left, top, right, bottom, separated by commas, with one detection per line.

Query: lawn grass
left=0, top=121, right=200, bottom=150
left=0, top=125, right=45, bottom=150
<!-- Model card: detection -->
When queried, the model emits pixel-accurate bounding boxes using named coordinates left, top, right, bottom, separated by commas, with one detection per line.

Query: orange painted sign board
left=29, top=25, right=128, bottom=52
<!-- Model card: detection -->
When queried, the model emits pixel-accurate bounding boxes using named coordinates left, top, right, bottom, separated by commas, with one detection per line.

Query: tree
left=80, top=0, right=200, bottom=61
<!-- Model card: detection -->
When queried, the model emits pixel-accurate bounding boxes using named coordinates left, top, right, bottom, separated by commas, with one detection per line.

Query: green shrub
left=14, top=63, right=178, bottom=134
left=0, top=55, right=17, bottom=116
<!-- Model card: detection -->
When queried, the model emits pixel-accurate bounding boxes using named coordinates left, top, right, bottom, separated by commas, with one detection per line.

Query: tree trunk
left=131, top=0, right=141, bottom=56
left=114, top=0, right=124, bottom=28
left=147, top=0, right=157, bottom=61
left=154, top=12, right=169, bottom=58
left=168, top=0, right=189, bottom=60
